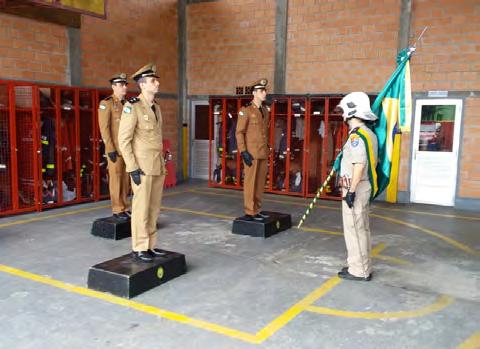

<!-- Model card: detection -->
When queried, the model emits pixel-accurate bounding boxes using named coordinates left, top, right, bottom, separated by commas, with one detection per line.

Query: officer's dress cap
left=109, top=73, right=128, bottom=84
left=132, top=63, right=159, bottom=82
left=251, top=78, right=268, bottom=90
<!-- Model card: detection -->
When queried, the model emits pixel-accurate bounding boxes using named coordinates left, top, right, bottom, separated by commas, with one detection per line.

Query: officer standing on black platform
left=118, top=64, right=167, bottom=263
left=236, top=78, right=270, bottom=221
left=98, top=73, right=130, bottom=220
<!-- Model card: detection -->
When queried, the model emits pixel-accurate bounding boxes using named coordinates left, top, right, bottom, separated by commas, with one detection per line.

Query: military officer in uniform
left=98, top=73, right=130, bottom=220
left=235, top=78, right=270, bottom=221
left=118, top=64, right=167, bottom=263
left=336, top=92, right=378, bottom=281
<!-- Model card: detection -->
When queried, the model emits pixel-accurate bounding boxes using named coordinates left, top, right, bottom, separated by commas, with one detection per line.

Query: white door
left=410, top=99, right=463, bottom=206
left=190, top=101, right=211, bottom=179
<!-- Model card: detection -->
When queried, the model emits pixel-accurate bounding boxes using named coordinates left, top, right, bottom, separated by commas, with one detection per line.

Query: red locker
left=208, top=95, right=347, bottom=200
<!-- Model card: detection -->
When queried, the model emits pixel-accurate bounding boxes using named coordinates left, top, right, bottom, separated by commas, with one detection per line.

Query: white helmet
left=337, top=92, right=377, bottom=121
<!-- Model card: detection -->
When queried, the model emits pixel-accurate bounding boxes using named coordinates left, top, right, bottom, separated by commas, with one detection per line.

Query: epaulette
left=128, top=97, right=140, bottom=104
left=104, top=95, right=113, bottom=101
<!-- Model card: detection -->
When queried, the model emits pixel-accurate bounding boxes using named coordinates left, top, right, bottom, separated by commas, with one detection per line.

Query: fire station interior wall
left=0, top=13, right=69, bottom=83
left=0, top=0, right=180, bottom=169
left=80, top=0, right=178, bottom=91
left=286, top=0, right=401, bottom=94
left=81, top=0, right=180, bottom=165
left=186, top=0, right=276, bottom=95
left=402, top=0, right=480, bottom=204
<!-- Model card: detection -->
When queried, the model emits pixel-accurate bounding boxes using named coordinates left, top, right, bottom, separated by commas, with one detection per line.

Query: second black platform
left=232, top=211, right=292, bottom=238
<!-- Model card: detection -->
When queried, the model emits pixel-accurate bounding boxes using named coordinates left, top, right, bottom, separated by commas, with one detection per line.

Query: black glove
left=344, top=191, right=356, bottom=209
left=107, top=151, right=118, bottom=163
left=241, top=151, right=253, bottom=167
left=129, top=169, right=145, bottom=186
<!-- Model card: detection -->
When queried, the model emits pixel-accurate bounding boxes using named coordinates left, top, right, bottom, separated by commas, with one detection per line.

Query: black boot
left=132, top=251, right=154, bottom=263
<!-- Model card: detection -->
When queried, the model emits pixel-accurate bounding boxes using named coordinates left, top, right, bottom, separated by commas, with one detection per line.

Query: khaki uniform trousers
left=131, top=174, right=165, bottom=252
left=107, top=156, right=130, bottom=214
left=243, top=158, right=267, bottom=215
left=342, top=180, right=372, bottom=277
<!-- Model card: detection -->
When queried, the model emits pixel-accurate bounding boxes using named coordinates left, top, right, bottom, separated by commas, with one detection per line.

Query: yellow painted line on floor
left=166, top=206, right=410, bottom=266
left=0, top=264, right=260, bottom=344
left=193, top=188, right=480, bottom=221
left=0, top=263, right=345, bottom=344
left=296, top=226, right=343, bottom=236
left=0, top=204, right=112, bottom=229
left=371, top=243, right=386, bottom=255
left=0, top=190, right=187, bottom=230
left=458, top=331, right=480, bottom=349
left=163, top=190, right=189, bottom=198
left=371, top=213, right=480, bottom=256
left=255, top=276, right=341, bottom=342
left=305, top=295, right=453, bottom=319
left=372, top=206, right=480, bottom=222
left=189, top=189, right=338, bottom=211
left=161, top=206, right=235, bottom=220
left=373, top=254, right=410, bottom=265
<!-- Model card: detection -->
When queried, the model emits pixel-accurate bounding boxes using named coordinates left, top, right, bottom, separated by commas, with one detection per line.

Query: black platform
left=91, top=216, right=131, bottom=240
left=88, top=250, right=187, bottom=298
left=232, top=211, right=292, bottom=238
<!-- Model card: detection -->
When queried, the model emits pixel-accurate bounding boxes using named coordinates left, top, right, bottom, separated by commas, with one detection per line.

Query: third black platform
left=232, top=211, right=292, bottom=238
left=91, top=216, right=131, bottom=240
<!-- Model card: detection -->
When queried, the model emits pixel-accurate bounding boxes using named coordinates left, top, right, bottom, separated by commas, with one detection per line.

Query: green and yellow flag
left=371, top=47, right=414, bottom=199
left=333, top=47, right=414, bottom=200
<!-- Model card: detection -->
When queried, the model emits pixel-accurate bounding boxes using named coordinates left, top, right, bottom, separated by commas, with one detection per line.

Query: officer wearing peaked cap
left=98, top=72, right=130, bottom=221
left=336, top=92, right=378, bottom=281
left=235, top=78, right=270, bottom=221
left=118, top=63, right=168, bottom=263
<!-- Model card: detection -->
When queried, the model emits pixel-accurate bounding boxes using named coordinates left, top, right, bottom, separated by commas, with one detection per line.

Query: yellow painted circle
left=157, top=266, right=164, bottom=280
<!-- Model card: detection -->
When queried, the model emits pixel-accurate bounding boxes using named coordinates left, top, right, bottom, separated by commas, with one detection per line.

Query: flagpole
left=297, top=168, right=335, bottom=229
left=386, top=27, right=426, bottom=202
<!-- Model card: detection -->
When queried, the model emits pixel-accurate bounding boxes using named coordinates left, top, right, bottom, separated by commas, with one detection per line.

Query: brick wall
left=286, top=0, right=401, bottom=94
left=187, top=0, right=276, bottom=95
left=0, top=13, right=68, bottom=83
left=409, top=0, right=480, bottom=92
left=397, top=0, right=480, bottom=198
left=81, top=0, right=178, bottom=93
left=458, top=96, right=480, bottom=198
left=158, top=98, right=179, bottom=163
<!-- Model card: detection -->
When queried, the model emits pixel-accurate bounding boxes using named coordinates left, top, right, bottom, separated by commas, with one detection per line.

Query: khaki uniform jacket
left=98, top=95, right=124, bottom=155
left=118, top=94, right=166, bottom=175
left=235, top=102, right=270, bottom=160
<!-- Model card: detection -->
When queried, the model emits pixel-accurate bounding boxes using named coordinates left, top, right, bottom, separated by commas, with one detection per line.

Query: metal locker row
left=208, top=95, right=348, bottom=200
left=0, top=81, right=102, bottom=217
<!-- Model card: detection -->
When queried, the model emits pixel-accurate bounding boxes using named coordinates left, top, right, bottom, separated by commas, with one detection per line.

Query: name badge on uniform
left=123, top=106, right=132, bottom=114
left=239, top=111, right=245, bottom=116
left=144, top=114, right=149, bottom=121
left=99, top=104, right=106, bottom=110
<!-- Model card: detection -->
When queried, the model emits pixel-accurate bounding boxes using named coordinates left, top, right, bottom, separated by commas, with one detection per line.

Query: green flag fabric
left=333, top=47, right=414, bottom=200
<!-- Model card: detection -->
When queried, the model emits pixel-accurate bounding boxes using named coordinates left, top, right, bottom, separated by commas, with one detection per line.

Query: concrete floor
left=0, top=180, right=479, bottom=349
